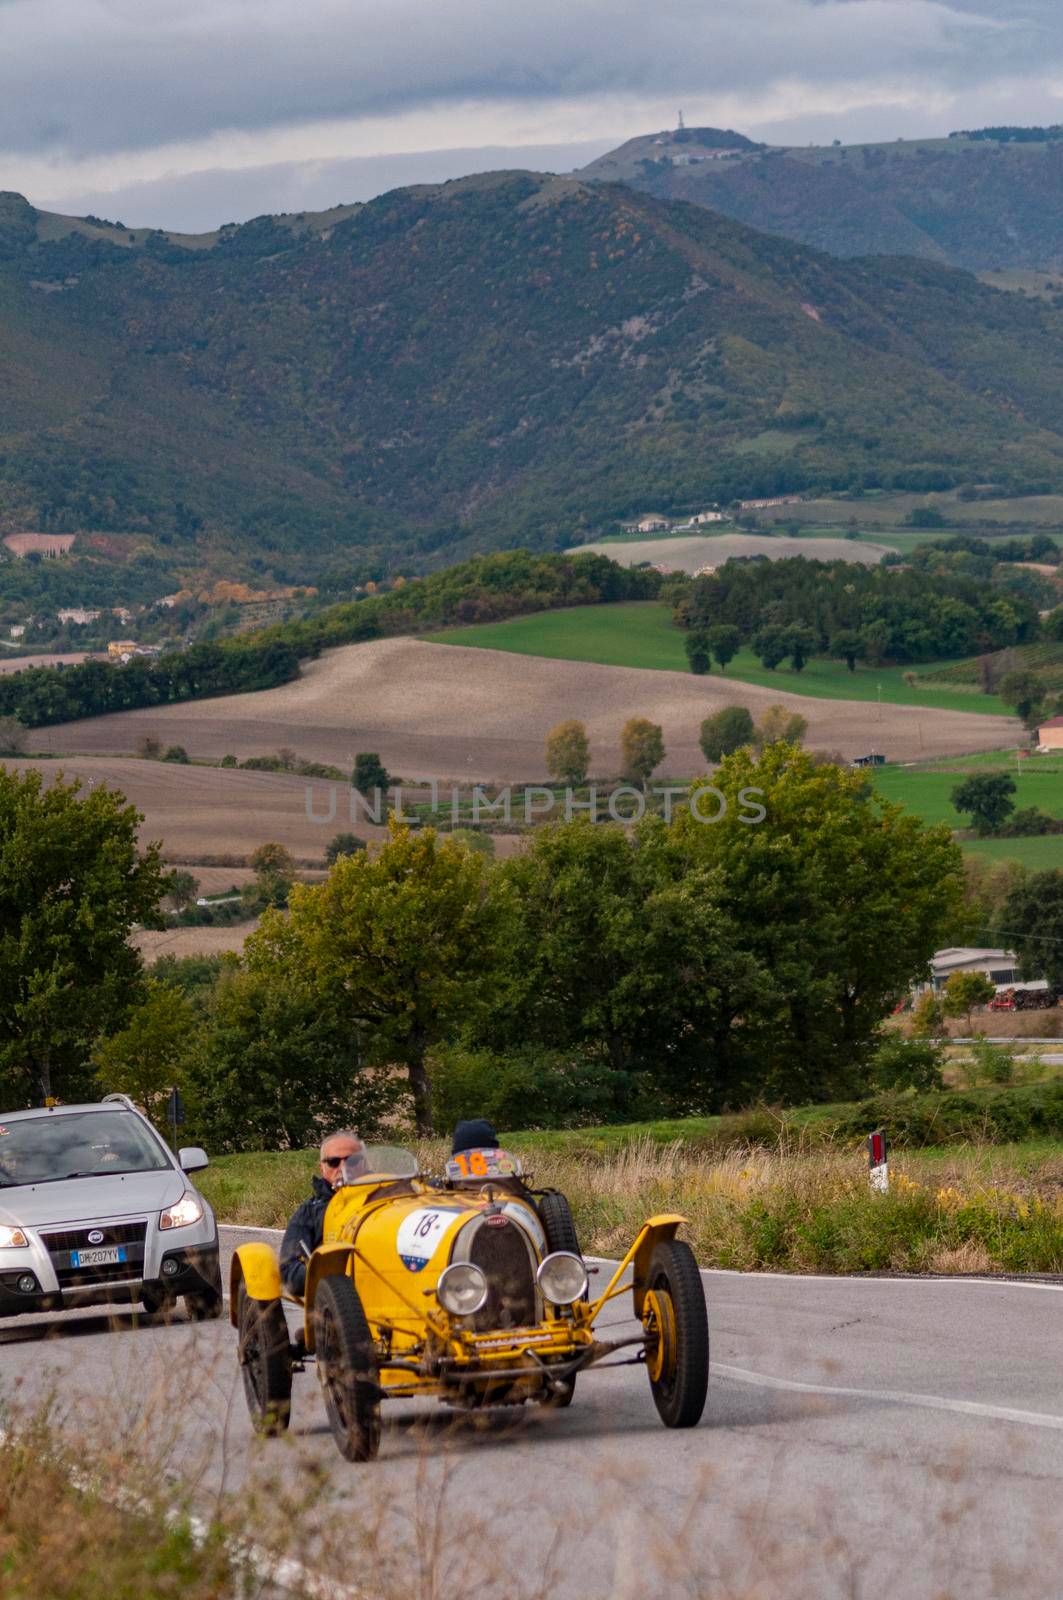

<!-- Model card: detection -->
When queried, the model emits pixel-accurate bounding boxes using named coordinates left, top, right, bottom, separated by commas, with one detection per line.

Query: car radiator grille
left=468, top=1219, right=536, bottom=1330
left=40, top=1220, right=147, bottom=1289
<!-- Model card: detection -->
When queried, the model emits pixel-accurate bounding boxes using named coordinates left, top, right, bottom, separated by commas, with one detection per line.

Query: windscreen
left=339, top=1145, right=420, bottom=1186
left=0, top=1111, right=170, bottom=1186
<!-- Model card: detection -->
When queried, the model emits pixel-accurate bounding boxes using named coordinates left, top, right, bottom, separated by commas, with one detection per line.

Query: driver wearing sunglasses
left=280, top=1130, right=364, bottom=1298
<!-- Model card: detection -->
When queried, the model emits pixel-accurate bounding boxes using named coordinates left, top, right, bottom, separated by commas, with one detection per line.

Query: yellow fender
left=303, top=1243, right=356, bottom=1353
left=628, top=1215, right=686, bottom=1319
left=228, top=1241, right=283, bottom=1326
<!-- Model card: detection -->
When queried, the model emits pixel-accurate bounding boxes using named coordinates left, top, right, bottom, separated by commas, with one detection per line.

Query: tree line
left=676, top=552, right=1043, bottom=673
left=0, top=551, right=659, bottom=729
left=0, top=750, right=966, bottom=1144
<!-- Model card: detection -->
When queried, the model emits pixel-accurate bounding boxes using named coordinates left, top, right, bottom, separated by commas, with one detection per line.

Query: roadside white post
left=868, top=1128, right=889, bottom=1192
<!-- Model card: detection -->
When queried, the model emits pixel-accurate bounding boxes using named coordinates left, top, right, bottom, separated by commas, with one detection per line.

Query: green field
left=873, top=756, right=1063, bottom=827
left=428, top=602, right=1009, bottom=713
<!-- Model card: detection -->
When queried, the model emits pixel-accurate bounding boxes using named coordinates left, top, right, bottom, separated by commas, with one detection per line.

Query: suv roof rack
left=101, top=1092, right=137, bottom=1112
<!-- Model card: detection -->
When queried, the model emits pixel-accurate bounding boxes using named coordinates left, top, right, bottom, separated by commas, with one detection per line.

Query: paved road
left=2, top=1227, right=1062, bottom=1599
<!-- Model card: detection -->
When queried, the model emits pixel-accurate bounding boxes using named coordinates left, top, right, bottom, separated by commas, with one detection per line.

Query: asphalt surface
left=3, top=1226, right=1062, bottom=1599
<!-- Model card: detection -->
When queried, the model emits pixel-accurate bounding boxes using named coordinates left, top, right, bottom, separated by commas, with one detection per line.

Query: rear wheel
left=186, top=1288, right=224, bottom=1320
left=313, top=1275, right=381, bottom=1462
left=237, top=1285, right=292, bottom=1436
left=643, top=1239, right=708, bottom=1429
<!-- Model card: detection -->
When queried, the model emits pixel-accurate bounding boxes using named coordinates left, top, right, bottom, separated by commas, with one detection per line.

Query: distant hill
left=579, top=126, right=1063, bottom=270
left=6, top=171, right=1063, bottom=587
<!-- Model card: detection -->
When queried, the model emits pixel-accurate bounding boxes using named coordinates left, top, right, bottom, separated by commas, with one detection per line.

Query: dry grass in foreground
left=201, top=1138, right=1063, bottom=1276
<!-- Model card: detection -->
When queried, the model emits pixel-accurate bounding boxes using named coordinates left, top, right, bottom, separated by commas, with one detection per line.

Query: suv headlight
left=437, top=1262, right=488, bottom=1316
left=160, top=1192, right=203, bottom=1231
left=0, top=1226, right=28, bottom=1249
left=537, top=1252, right=587, bottom=1306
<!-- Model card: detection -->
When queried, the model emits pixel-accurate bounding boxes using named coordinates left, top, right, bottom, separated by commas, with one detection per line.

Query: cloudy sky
left=2, top=0, right=1061, bottom=232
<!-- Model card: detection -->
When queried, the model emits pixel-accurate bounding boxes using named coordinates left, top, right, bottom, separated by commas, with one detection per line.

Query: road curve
left=1, top=1226, right=1061, bottom=1599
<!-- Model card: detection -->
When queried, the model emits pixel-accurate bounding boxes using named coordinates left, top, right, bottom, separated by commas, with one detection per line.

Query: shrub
left=699, top=706, right=754, bottom=762
left=868, top=1034, right=945, bottom=1092
left=219, top=753, right=238, bottom=767
left=324, top=832, right=366, bottom=864
left=136, top=734, right=162, bottom=759
left=967, top=1036, right=1015, bottom=1085
left=352, top=751, right=389, bottom=795
left=162, top=744, right=190, bottom=763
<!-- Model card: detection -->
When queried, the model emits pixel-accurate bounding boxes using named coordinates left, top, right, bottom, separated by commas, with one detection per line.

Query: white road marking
left=218, top=1222, right=283, bottom=1236
left=583, top=1256, right=1063, bottom=1292
left=714, top=1363, right=1063, bottom=1431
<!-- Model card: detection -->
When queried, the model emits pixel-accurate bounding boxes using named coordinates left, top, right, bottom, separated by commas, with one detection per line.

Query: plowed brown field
left=35, top=638, right=1020, bottom=780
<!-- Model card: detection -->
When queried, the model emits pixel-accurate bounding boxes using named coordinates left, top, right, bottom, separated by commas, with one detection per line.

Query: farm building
left=929, top=947, right=1019, bottom=992
left=1037, top=714, right=1063, bottom=751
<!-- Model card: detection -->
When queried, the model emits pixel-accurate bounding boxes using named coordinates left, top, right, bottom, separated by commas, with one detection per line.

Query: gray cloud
left=0, top=0, right=1038, bottom=159
left=45, top=140, right=620, bottom=232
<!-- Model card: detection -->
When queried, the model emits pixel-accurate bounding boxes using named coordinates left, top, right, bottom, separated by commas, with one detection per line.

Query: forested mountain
left=6, top=170, right=1063, bottom=584
left=580, top=126, right=1063, bottom=270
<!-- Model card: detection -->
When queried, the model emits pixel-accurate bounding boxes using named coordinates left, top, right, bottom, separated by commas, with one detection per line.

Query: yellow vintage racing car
left=231, top=1145, right=709, bottom=1460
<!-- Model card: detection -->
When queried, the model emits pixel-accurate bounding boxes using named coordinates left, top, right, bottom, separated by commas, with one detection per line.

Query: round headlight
left=437, top=1262, right=488, bottom=1316
left=537, top=1252, right=588, bottom=1306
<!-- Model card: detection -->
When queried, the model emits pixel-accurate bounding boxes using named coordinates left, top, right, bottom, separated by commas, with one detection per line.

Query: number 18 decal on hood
left=396, top=1207, right=461, bottom=1272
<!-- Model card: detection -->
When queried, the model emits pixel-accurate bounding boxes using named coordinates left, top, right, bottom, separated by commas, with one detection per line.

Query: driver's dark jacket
left=280, top=1174, right=334, bottom=1297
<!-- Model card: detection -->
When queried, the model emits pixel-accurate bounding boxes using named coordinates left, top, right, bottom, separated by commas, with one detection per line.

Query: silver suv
left=0, top=1094, right=221, bottom=1320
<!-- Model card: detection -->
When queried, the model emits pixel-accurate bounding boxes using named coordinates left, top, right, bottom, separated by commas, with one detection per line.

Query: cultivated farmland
left=32, top=636, right=1020, bottom=779
left=571, top=531, right=893, bottom=571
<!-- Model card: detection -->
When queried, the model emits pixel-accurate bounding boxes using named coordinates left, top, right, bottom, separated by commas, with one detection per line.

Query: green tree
left=783, top=625, right=816, bottom=673
left=0, top=769, right=167, bottom=1101
left=162, top=745, right=189, bottom=763
left=1002, top=869, right=1063, bottom=991
left=941, top=970, right=995, bottom=1032
left=324, top=832, right=365, bottom=865
left=485, top=819, right=766, bottom=1103
left=707, top=624, right=742, bottom=672
left=545, top=719, right=590, bottom=784
left=830, top=630, right=864, bottom=672
left=752, top=626, right=787, bottom=671
left=189, top=960, right=395, bottom=1152
left=352, top=752, right=389, bottom=795
left=165, top=869, right=199, bottom=910
left=248, top=841, right=296, bottom=908
left=951, top=772, right=1015, bottom=834
left=267, top=822, right=503, bottom=1133
left=670, top=744, right=965, bottom=1104
left=699, top=706, right=755, bottom=762
left=998, top=669, right=1044, bottom=725
left=0, top=716, right=27, bottom=755
left=620, top=717, right=665, bottom=788
left=684, top=631, right=713, bottom=676
left=93, top=979, right=196, bottom=1130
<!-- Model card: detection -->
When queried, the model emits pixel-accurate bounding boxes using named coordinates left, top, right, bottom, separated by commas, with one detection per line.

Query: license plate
left=70, top=1246, right=125, bottom=1269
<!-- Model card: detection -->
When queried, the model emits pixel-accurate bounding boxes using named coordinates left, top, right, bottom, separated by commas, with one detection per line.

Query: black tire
left=186, top=1288, right=224, bottom=1321
left=537, top=1191, right=582, bottom=1257
left=313, top=1275, right=381, bottom=1463
left=140, top=1286, right=172, bottom=1316
left=237, top=1285, right=292, bottom=1436
left=643, top=1240, right=709, bottom=1429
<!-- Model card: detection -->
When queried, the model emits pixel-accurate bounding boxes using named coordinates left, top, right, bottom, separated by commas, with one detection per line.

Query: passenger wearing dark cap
left=452, top=1118, right=498, bottom=1154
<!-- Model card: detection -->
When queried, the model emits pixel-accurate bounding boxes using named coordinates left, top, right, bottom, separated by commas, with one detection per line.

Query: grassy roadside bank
left=198, top=1123, right=1063, bottom=1277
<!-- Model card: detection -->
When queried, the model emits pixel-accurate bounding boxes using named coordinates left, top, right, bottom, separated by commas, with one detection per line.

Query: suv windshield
left=0, top=1111, right=170, bottom=1187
